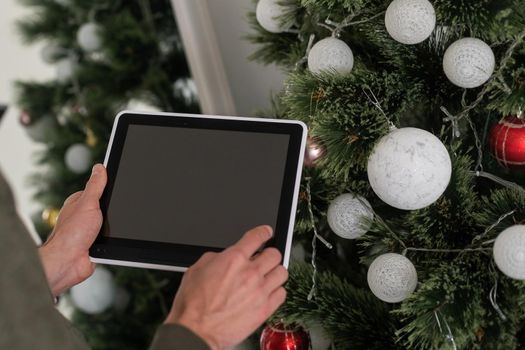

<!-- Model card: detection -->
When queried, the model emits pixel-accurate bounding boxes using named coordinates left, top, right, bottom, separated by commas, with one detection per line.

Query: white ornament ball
left=308, top=37, right=354, bottom=75
left=65, top=143, right=92, bottom=174
left=56, top=57, right=78, bottom=82
left=384, top=0, right=436, bottom=45
left=256, top=0, right=293, bottom=33
left=443, top=37, right=495, bottom=88
left=71, top=266, right=116, bottom=314
left=26, top=116, right=57, bottom=143
left=367, top=127, right=452, bottom=210
left=367, top=253, right=417, bottom=303
left=40, top=43, right=63, bottom=64
left=493, top=225, right=525, bottom=280
left=327, top=193, right=373, bottom=239
left=77, top=23, right=103, bottom=52
left=309, top=324, right=332, bottom=350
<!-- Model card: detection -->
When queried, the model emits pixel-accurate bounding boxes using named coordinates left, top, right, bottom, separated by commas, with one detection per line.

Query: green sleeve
left=149, top=324, right=211, bottom=350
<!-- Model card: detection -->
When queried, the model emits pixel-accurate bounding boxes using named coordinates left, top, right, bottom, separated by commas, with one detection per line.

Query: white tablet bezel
left=90, top=111, right=307, bottom=271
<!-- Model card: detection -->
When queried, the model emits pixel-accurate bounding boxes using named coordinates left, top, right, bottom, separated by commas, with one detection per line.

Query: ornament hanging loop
left=362, top=86, right=397, bottom=130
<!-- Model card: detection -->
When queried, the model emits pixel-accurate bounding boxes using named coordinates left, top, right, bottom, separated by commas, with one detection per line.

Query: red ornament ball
left=260, top=323, right=310, bottom=350
left=19, top=111, right=32, bottom=126
left=489, top=115, right=525, bottom=169
left=304, top=136, right=326, bottom=168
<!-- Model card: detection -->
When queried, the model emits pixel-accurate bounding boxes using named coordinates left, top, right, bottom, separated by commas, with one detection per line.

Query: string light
left=305, top=178, right=333, bottom=301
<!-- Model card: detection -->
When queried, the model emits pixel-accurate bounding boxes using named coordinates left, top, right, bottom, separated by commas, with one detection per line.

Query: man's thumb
left=82, top=164, right=107, bottom=202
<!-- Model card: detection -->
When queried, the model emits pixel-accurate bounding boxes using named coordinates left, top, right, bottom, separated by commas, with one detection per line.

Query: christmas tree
left=251, top=0, right=525, bottom=349
left=16, top=0, right=198, bottom=349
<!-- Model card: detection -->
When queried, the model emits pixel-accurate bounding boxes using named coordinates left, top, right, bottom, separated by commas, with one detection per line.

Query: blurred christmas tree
left=15, top=0, right=198, bottom=349
left=251, top=0, right=525, bottom=349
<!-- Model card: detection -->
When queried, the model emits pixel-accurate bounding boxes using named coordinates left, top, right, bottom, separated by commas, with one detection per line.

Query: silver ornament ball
left=25, top=116, right=57, bottom=143
left=385, top=0, right=436, bottom=45
left=56, top=57, right=78, bottom=82
left=327, top=193, right=373, bottom=239
left=367, top=253, right=418, bottom=303
left=308, top=37, right=354, bottom=75
left=493, top=225, right=525, bottom=280
left=70, top=266, right=116, bottom=314
left=443, top=37, right=495, bottom=89
left=65, top=143, right=92, bottom=174
left=40, top=43, right=63, bottom=64
left=367, top=127, right=452, bottom=210
left=77, top=22, right=103, bottom=52
left=256, top=0, right=293, bottom=33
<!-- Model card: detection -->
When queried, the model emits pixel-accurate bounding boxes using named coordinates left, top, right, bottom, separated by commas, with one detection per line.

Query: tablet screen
left=105, top=124, right=290, bottom=248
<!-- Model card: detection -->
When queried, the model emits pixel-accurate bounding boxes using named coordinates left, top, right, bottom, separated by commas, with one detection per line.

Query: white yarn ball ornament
left=56, top=57, right=78, bottom=82
left=308, top=37, right=354, bottom=75
left=367, top=127, right=452, bottom=210
left=327, top=193, right=373, bottom=239
left=309, top=324, right=332, bottom=350
left=40, top=43, right=63, bottom=64
left=443, top=37, right=495, bottom=88
left=256, top=0, right=293, bottom=33
left=77, top=22, right=103, bottom=52
left=384, top=0, right=436, bottom=45
left=65, top=143, right=92, bottom=174
left=71, top=267, right=116, bottom=314
left=367, top=253, right=417, bottom=303
left=493, top=225, right=525, bottom=280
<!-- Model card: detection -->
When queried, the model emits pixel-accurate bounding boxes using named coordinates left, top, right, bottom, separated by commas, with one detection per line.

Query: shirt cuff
left=149, top=324, right=211, bottom=350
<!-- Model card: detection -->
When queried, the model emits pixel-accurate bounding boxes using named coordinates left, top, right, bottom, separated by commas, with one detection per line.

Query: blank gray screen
left=106, top=125, right=290, bottom=248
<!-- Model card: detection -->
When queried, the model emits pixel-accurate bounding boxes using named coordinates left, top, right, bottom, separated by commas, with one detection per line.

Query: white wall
left=205, top=0, right=285, bottom=116
left=0, top=0, right=53, bottom=242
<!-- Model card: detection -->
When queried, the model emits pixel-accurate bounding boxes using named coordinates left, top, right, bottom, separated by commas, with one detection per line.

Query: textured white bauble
left=308, top=37, right=354, bottom=75
left=493, top=225, right=525, bottom=280
left=443, top=37, right=495, bottom=88
left=77, top=22, right=103, bottom=52
left=367, top=253, right=417, bottom=303
left=71, top=267, right=116, bottom=314
left=367, top=127, right=452, bottom=210
left=256, top=0, right=293, bottom=33
left=309, top=324, right=332, bottom=350
left=327, top=193, right=373, bottom=239
left=65, top=143, right=92, bottom=174
left=384, top=0, right=436, bottom=45
left=40, top=43, right=63, bottom=64
left=56, top=57, right=78, bottom=82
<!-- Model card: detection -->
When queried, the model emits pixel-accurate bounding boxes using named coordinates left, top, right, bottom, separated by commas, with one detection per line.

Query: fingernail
left=91, top=164, right=100, bottom=176
left=265, top=226, right=273, bottom=238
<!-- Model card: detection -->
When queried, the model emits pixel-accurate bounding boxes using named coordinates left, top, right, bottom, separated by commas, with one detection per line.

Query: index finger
left=233, top=225, right=273, bottom=258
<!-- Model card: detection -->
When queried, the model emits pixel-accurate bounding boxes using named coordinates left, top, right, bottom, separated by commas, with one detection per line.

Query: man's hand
left=39, top=164, right=107, bottom=297
left=165, top=225, right=288, bottom=350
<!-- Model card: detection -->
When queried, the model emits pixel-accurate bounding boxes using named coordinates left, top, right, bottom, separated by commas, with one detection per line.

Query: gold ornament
left=42, top=208, right=60, bottom=228
left=86, top=127, right=98, bottom=147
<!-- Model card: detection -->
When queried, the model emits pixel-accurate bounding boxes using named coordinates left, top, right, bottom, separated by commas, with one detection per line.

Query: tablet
left=90, top=111, right=307, bottom=272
